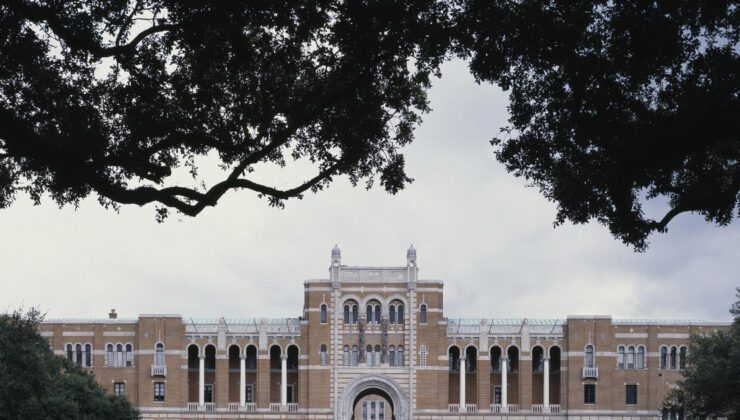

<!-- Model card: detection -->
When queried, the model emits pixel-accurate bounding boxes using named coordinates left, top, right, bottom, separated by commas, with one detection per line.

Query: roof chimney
left=109, top=309, right=117, bottom=319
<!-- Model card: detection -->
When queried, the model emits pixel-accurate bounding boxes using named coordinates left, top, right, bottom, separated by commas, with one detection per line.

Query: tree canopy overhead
left=1, top=0, right=738, bottom=249
left=0, top=0, right=450, bottom=219
left=456, top=0, right=739, bottom=250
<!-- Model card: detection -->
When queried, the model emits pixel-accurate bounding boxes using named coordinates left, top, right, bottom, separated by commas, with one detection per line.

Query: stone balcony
left=582, top=366, right=599, bottom=379
left=150, top=364, right=166, bottom=377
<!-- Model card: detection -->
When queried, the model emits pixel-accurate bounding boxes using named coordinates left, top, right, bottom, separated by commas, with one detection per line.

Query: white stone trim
left=657, top=333, right=690, bottom=339
left=615, top=333, right=649, bottom=338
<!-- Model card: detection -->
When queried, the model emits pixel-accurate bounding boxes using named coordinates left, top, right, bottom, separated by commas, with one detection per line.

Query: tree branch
left=650, top=204, right=703, bottom=233
left=0, top=105, right=345, bottom=217
left=7, top=0, right=176, bottom=58
left=93, top=160, right=345, bottom=216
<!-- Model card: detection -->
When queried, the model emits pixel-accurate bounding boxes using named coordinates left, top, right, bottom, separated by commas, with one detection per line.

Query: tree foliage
left=1, top=1, right=738, bottom=249
left=0, top=308, right=139, bottom=420
left=0, top=0, right=450, bottom=219
left=666, top=288, right=740, bottom=420
left=456, top=0, right=739, bottom=250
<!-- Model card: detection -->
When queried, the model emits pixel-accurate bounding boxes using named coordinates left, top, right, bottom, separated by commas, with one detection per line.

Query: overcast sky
left=1, top=60, right=737, bottom=323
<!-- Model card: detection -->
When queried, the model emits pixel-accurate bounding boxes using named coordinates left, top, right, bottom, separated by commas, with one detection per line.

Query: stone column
left=501, top=357, right=508, bottom=412
left=543, top=356, right=550, bottom=411
left=459, top=356, right=466, bottom=408
left=281, top=355, right=288, bottom=406
left=240, top=355, right=246, bottom=406
left=199, top=356, right=205, bottom=406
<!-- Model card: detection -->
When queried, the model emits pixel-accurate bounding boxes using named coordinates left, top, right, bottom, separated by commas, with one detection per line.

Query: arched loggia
left=532, top=346, right=545, bottom=404
left=269, top=345, right=282, bottom=404
left=447, top=346, right=461, bottom=405
left=228, top=345, right=240, bottom=403
left=187, top=344, right=199, bottom=403
left=549, top=346, right=562, bottom=405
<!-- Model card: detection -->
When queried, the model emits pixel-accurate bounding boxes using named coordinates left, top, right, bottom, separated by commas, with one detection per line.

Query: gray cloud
left=1, top=60, right=737, bottom=323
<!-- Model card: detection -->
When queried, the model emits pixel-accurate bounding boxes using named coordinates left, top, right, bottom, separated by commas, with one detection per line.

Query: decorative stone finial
left=407, top=244, right=416, bottom=258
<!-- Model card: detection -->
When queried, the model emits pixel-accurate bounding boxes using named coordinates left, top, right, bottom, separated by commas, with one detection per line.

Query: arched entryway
left=339, top=375, right=409, bottom=420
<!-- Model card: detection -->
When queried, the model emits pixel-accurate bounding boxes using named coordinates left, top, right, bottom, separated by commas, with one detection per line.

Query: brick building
left=40, top=246, right=726, bottom=420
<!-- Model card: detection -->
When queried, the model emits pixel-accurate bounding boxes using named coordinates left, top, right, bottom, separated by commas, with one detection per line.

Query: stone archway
left=338, top=374, right=409, bottom=420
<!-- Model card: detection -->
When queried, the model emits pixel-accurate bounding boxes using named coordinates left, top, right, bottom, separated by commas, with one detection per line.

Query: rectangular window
left=114, top=382, right=125, bottom=397
left=204, top=384, right=213, bottom=403
left=287, top=385, right=294, bottom=403
left=626, top=384, right=637, bottom=405
left=154, top=382, right=165, bottom=401
left=493, top=386, right=502, bottom=404
left=245, top=385, right=253, bottom=403
left=371, top=401, right=376, bottom=420
left=379, top=401, right=385, bottom=420
left=362, top=401, right=368, bottom=420
left=584, top=384, right=596, bottom=404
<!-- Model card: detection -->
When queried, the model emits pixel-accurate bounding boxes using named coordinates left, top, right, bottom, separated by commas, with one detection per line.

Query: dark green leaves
left=0, top=309, right=140, bottom=420
left=457, top=0, right=739, bottom=250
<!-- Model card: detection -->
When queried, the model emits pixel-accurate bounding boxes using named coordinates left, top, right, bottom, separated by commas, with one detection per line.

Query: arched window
left=389, top=305, right=396, bottom=324
left=367, top=305, right=373, bottom=323
left=490, top=346, right=502, bottom=372
left=389, top=345, right=396, bottom=367
left=466, top=346, right=477, bottom=372
left=397, top=305, right=404, bottom=325
left=269, top=345, right=281, bottom=370
left=660, top=346, right=667, bottom=369
left=374, top=305, right=381, bottom=324
left=343, top=345, right=350, bottom=366
left=637, top=346, right=645, bottom=369
left=352, top=305, right=358, bottom=324
left=320, top=344, right=327, bottom=366
left=75, top=343, right=83, bottom=366
left=287, top=345, right=299, bottom=370
left=116, top=344, right=123, bottom=367
left=584, top=345, right=594, bottom=368
left=375, top=345, right=381, bottom=366
left=549, top=346, right=561, bottom=372
left=419, top=345, right=428, bottom=367
left=351, top=345, right=359, bottom=366
left=246, top=346, right=257, bottom=369
left=420, top=304, right=427, bottom=324
left=85, top=344, right=92, bottom=367
left=617, top=346, right=625, bottom=368
left=679, top=346, right=687, bottom=369
left=448, top=346, right=460, bottom=372
left=66, top=344, right=73, bottom=363
left=155, top=343, right=165, bottom=366
left=125, top=344, right=133, bottom=367
left=532, top=346, right=543, bottom=373
left=670, top=346, right=677, bottom=369
left=343, top=305, right=350, bottom=324
left=508, top=346, right=520, bottom=372
left=627, top=346, right=635, bottom=369
left=366, top=345, right=373, bottom=365
left=320, top=304, right=327, bottom=324
left=106, top=344, right=114, bottom=366
left=397, top=346, right=405, bottom=366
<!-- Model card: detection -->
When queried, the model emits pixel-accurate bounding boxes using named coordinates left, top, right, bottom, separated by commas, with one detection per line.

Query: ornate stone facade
left=40, top=246, right=727, bottom=419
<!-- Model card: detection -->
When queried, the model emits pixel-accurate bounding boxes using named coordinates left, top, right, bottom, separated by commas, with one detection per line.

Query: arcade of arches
left=40, top=246, right=728, bottom=419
